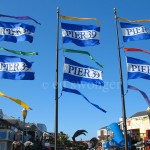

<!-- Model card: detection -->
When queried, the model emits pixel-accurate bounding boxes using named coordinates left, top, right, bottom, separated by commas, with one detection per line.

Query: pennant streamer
left=126, top=56, right=150, bottom=80
left=61, top=23, right=100, bottom=47
left=0, top=47, right=38, bottom=56
left=117, top=17, right=150, bottom=23
left=0, top=92, right=32, bottom=110
left=124, top=48, right=150, bottom=55
left=0, top=14, right=41, bottom=25
left=64, top=49, right=104, bottom=68
left=120, top=22, right=150, bottom=42
left=128, top=85, right=150, bottom=106
left=62, top=87, right=106, bottom=113
left=60, top=15, right=101, bottom=26
left=63, top=57, right=104, bottom=86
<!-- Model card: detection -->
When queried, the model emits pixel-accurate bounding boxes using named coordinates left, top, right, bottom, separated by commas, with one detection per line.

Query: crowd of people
left=12, top=132, right=52, bottom=150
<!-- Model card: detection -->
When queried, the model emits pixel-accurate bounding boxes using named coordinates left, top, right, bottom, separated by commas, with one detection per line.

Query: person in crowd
left=12, top=139, right=23, bottom=150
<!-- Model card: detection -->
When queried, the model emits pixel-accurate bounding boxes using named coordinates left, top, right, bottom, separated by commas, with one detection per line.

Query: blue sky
left=0, top=0, right=150, bottom=140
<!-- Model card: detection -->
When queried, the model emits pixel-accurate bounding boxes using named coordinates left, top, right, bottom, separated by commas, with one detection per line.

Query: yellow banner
left=117, top=17, right=150, bottom=23
left=60, top=15, right=101, bottom=26
left=0, top=92, right=32, bottom=110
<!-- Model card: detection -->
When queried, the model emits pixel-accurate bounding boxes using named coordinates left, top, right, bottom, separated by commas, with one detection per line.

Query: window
left=100, top=130, right=104, bottom=136
left=0, top=131, right=7, bottom=140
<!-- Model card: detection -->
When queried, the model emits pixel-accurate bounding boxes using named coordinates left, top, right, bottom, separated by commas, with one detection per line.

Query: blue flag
left=120, top=22, right=150, bottom=42
left=0, top=21, right=35, bottom=43
left=61, top=23, right=100, bottom=47
left=63, top=57, right=104, bottom=86
left=126, top=56, right=150, bottom=80
left=0, top=55, right=34, bottom=80
left=107, top=123, right=124, bottom=147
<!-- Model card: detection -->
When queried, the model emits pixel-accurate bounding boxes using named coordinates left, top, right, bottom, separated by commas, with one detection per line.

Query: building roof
left=25, top=122, right=41, bottom=131
left=3, top=114, right=16, bottom=119
left=0, top=118, right=22, bottom=130
left=98, top=111, right=148, bottom=130
left=129, top=111, right=147, bottom=118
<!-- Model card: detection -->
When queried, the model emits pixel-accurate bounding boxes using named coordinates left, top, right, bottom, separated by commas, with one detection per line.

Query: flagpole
left=55, top=7, right=60, bottom=150
left=114, top=8, right=128, bottom=150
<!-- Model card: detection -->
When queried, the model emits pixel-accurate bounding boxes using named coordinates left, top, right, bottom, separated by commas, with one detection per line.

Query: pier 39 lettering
left=127, top=63, right=150, bottom=74
left=0, top=62, right=28, bottom=72
left=62, top=29, right=99, bottom=40
left=64, top=64, right=102, bottom=80
left=0, top=27, right=33, bottom=36
left=122, top=26, right=148, bottom=36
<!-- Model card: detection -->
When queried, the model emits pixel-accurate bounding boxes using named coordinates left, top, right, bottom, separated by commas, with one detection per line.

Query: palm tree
left=58, top=131, right=70, bottom=149
left=59, top=131, right=69, bottom=145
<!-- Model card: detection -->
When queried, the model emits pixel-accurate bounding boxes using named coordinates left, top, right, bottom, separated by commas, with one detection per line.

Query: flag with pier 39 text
left=0, top=21, right=35, bottom=43
left=0, top=55, right=34, bottom=80
left=61, top=23, right=100, bottom=47
left=63, top=57, right=104, bottom=86
left=120, top=22, right=150, bottom=42
left=126, top=56, right=150, bottom=80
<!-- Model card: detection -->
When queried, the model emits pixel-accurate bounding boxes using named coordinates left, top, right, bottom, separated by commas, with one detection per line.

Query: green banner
left=64, top=49, right=104, bottom=68
left=0, top=47, right=38, bottom=56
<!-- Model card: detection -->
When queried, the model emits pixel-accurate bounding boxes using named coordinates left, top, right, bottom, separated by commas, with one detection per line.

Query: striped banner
left=64, top=49, right=104, bottom=68
left=0, top=92, right=32, bottom=109
left=62, top=87, right=106, bottom=113
left=0, top=47, right=38, bottom=56
left=60, top=15, right=101, bottom=26
left=128, top=85, right=150, bottom=106
left=124, top=48, right=150, bottom=54
left=0, top=14, right=41, bottom=25
left=117, top=17, right=150, bottom=23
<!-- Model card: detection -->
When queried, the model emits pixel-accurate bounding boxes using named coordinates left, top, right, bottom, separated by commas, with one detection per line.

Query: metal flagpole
left=55, top=7, right=60, bottom=150
left=114, top=8, right=128, bottom=150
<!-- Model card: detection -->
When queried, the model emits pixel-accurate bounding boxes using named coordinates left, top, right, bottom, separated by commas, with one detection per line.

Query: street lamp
left=22, top=108, right=27, bottom=144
